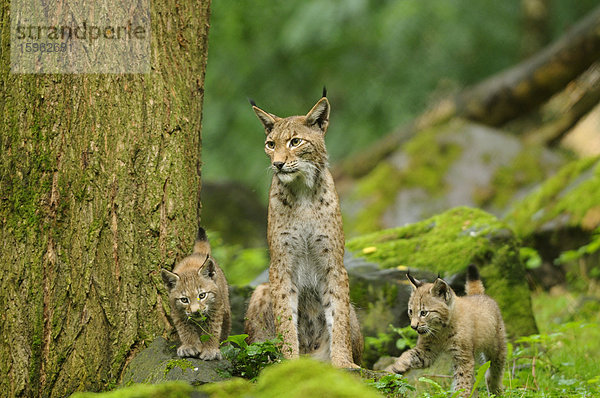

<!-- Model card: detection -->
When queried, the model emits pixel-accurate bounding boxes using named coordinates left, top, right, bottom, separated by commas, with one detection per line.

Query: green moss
left=253, top=358, right=381, bottom=398
left=347, top=206, right=538, bottom=338
left=199, top=377, right=252, bottom=398
left=164, top=359, right=195, bottom=376
left=480, top=145, right=550, bottom=209
left=505, top=156, right=600, bottom=237
left=70, top=381, right=194, bottom=398
left=349, top=122, right=462, bottom=234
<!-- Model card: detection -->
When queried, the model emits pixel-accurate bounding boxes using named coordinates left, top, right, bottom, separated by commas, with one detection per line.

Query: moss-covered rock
left=341, top=119, right=568, bottom=236
left=120, top=337, right=231, bottom=386
left=200, top=358, right=382, bottom=398
left=505, top=156, right=600, bottom=238
left=346, top=207, right=537, bottom=344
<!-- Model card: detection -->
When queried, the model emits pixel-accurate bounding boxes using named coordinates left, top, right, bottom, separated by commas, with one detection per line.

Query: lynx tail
left=465, top=264, right=485, bottom=295
left=193, top=227, right=212, bottom=256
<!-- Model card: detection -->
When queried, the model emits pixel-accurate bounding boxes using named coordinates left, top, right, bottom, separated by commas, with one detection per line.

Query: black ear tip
left=322, top=86, right=327, bottom=98
left=248, top=98, right=257, bottom=107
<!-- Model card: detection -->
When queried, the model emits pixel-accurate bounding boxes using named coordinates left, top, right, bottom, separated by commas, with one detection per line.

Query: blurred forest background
left=202, top=0, right=596, bottom=200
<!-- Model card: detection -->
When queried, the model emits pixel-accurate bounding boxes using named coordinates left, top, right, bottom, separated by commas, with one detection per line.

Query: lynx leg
left=486, top=353, right=505, bottom=395
left=269, top=273, right=299, bottom=359
left=384, top=343, right=439, bottom=374
left=323, top=272, right=357, bottom=368
left=453, top=357, right=475, bottom=398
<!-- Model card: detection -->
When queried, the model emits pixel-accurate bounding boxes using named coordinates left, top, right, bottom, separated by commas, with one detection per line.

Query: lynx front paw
left=384, top=361, right=409, bottom=374
left=177, top=344, right=200, bottom=358
left=199, top=347, right=222, bottom=360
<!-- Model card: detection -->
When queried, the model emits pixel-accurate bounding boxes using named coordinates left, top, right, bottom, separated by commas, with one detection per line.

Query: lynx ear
left=251, top=100, right=278, bottom=134
left=431, top=278, right=452, bottom=301
left=406, top=272, right=423, bottom=289
left=161, top=269, right=179, bottom=292
left=199, top=255, right=216, bottom=279
left=305, top=97, right=330, bottom=133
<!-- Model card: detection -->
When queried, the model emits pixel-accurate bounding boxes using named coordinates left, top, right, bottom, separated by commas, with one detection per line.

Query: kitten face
left=407, top=279, right=454, bottom=335
left=164, top=270, right=219, bottom=323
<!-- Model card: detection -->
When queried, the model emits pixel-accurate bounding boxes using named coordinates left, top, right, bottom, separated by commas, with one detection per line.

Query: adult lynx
left=245, top=90, right=363, bottom=368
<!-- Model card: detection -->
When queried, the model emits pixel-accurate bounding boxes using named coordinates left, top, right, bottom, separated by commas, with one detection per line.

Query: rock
left=504, top=156, right=600, bottom=288
left=346, top=206, right=538, bottom=366
left=341, top=119, right=568, bottom=235
left=120, top=337, right=231, bottom=386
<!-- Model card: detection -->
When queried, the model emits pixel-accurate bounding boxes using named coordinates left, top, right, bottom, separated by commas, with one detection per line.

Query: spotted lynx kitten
left=386, top=265, right=506, bottom=397
left=161, top=228, right=231, bottom=360
left=245, top=89, right=363, bottom=367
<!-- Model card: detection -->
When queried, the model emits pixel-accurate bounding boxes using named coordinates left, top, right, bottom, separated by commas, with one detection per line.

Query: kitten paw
left=177, top=344, right=200, bottom=358
left=199, top=348, right=222, bottom=360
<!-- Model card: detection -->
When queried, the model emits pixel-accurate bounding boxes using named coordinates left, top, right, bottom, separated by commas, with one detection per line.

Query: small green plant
left=220, top=334, right=283, bottom=380
left=187, top=314, right=212, bottom=342
left=366, top=373, right=415, bottom=397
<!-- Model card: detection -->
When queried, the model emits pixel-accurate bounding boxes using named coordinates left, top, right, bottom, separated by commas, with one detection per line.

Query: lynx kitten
left=161, top=228, right=231, bottom=360
left=245, top=90, right=363, bottom=367
left=386, top=265, right=506, bottom=397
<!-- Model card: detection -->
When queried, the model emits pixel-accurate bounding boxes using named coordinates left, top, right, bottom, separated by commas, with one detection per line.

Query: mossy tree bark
left=0, top=1, right=211, bottom=396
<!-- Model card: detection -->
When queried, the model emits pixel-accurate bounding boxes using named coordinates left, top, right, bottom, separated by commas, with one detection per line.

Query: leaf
left=469, top=361, right=490, bottom=398
left=223, top=334, right=249, bottom=349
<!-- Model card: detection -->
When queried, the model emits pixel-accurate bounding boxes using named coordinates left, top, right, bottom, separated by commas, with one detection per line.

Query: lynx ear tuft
left=406, top=272, right=423, bottom=288
left=161, top=269, right=179, bottom=291
left=322, top=86, right=327, bottom=98
left=305, top=97, right=330, bottom=133
left=252, top=104, right=278, bottom=134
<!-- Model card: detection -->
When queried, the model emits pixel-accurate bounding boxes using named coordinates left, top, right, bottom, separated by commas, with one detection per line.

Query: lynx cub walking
left=161, top=228, right=231, bottom=360
left=385, top=265, right=506, bottom=397
left=245, top=90, right=363, bottom=367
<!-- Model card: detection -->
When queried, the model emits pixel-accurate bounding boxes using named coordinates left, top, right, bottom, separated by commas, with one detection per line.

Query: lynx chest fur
left=244, top=92, right=363, bottom=368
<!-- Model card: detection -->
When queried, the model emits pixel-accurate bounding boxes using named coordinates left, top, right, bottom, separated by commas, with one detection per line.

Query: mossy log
left=0, top=1, right=211, bottom=396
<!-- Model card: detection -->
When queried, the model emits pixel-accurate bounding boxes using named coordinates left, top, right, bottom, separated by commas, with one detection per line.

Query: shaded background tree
left=0, top=0, right=210, bottom=396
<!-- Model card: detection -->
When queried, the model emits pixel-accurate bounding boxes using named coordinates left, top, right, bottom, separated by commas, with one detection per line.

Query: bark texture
left=0, top=1, right=211, bottom=396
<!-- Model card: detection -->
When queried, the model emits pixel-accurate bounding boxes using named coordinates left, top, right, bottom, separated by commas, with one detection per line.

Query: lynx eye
left=265, top=141, right=275, bottom=150
left=419, top=310, right=428, bottom=317
left=408, top=309, right=413, bottom=316
left=179, top=297, right=189, bottom=304
left=198, top=292, right=207, bottom=300
left=289, top=137, right=302, bottom=148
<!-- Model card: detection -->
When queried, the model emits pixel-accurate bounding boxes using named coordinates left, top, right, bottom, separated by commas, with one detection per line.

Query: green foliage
left=520, top=247, right=542, bottom=269
left=202, top=0, right=597, bottom=196
left=207, top=230, right=269, bottom=286
left=555, top=227, right=600, bottom=268
left=220, top=334, right=283, bottom=380
left=365, top=374, right=415, bottom=397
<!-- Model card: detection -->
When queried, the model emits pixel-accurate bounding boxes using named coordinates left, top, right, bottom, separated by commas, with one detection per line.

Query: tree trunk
left=0, top=1, right=211, bottom=396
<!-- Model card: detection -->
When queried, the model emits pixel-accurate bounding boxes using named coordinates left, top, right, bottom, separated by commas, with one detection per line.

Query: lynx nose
left=411, top=324, right=418, bottom=331
left=273, top=161, right=285, bottom=170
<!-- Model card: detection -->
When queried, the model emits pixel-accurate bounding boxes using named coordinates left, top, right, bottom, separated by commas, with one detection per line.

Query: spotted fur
left=245, top=94, right=363, bottom=368
left=161, top=228, right=231, bottom=360
left=385, top=265, right=506, bottom=397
